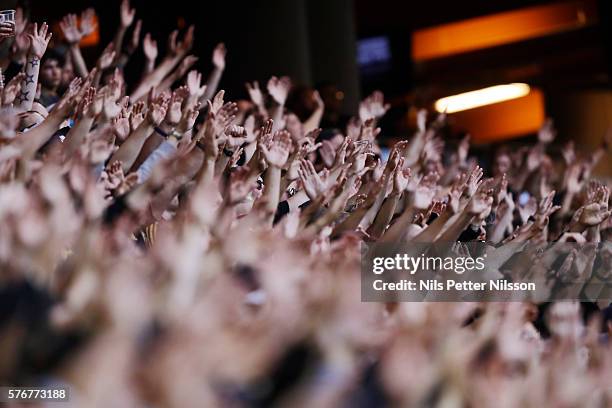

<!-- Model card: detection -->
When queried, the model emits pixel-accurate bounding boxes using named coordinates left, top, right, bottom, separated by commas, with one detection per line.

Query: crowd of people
left=0, top=1, right=612, bottom=406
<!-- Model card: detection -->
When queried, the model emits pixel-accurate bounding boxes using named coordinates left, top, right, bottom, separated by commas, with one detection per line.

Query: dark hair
left=41, top=49, right=65, bottom=67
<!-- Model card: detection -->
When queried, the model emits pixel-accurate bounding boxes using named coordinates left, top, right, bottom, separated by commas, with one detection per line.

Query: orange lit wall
left=448, top=89, right=545, bottom=144
left=412, top=0, right=597, bottom=61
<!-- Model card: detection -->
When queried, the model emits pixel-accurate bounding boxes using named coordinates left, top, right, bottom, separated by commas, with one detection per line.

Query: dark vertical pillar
left=306, top=0, right=361, bottom=115
left=246, top=0, right=312, bottom=85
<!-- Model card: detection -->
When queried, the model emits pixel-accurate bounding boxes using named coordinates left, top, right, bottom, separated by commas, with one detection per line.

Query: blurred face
left=494, top=154, right=511, bottom=176
left=319, top=84, right=343, bottom=113
left=41, top=59, right=62, bottom=90
left=61, top=64, right=75, bottom=89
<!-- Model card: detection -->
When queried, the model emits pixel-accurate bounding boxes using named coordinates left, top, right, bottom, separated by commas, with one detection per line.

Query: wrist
left=27, top=53, right=42, bottom=62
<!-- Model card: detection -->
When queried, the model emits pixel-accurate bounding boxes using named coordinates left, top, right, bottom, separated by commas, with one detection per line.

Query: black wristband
left=154, top=126, right=170, bottom=138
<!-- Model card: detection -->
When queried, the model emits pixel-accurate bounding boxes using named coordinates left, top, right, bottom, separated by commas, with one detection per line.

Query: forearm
left=201, top=67, right=224, bottom=102
left=242, top=142, right=257, bottom=164
left=18, top=114, right=65, bottom=159
left=157, top=70, right=181, bottom=93
left=112, top=28, right=127, bottom=60
left=269, top=104, right=284, bottom=132
left=63, top=117, right=95, bottom=159
left=263, top=167, right=282, bottom=213
left=380, top=205, right=417, bottom=243
left=332, top=205, right=369, bottom=237
left=435, top=211, right=474, bottom=243
left=368, top=194, right=400, bottom=239
left=131, top=56, right=182, bottom=100
left=560, top=192, right=575, bottom=216
left=358, top=188, right=387, bottom=230
left=130, top=133, right=164, bottom=172
left=413, top=208, right=454, bottom=243
left=14, top=54, right=41, bottom=112
left=404, top=132, right=426, bottom=167
left=109, top=123, right=155, bottom=172
left=144, top=58, right=155, bottom=76
left=302, top=107, right=323, bottom=134
left=194, top=151, right=217, bottom=186
left=69, top=44, right=89, bottom=77
left=489, top=212, right=513, bottom=244
left=306, top=192, right=349, bottom=235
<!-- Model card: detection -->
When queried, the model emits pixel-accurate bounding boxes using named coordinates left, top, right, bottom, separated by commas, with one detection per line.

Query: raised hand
left=127, top=19, right=142, bottom=54
left=102, top=94, right=123, bottom=121
left=212, top=43, right=226, bottom=70
left=143, top=33, right=158, bottom=62
left=224, top=125, right=247, bottom=150
left=319, top=141, right=337, bottom=169
left=413, top=172, right=438, bottom=210
left=130, top=101, right=146, bottom=130
left=393, top=160, right=411, bottom=194
left=526, top=144, right=544, bottom=172
left=298, top=159, right=329, bottom=200
left=177, top=102, right=201, bottom=134
left=359, top=119, right=381, bottom=143
left=466, top=165, right=484, bottom=196
left=246, top=81, right=266, bottom=112
left=112, top=107, right=131, bottom=141
left=1, top=73, right=25, bottom=106
left=120, top=0, right=136, bottom=28
left=577, top=183, right=610, bottom=226
left=168, top=26, right=195, bottom=57
left=209, top=90, right=225, bottom=115
left=80, top=9, right=97, bottom=37
left=177, top=55, right=198, bottom=78
left=538, top=118, right=556, bottom=144
left=81, top=87, right=102, bottom=119
left=59, top=14, right=82, bottom=45
left=260, top=130, right=292, bottom=168
left=359, top=90, right=390, bottom=122
left=186, top=70, right=206, bottom=100
left=213, top=102, right=238, bottom=135
left=147, top=92, right=170, bottom=126
left=534, top=191, right=560, bottom=229
left=565, top=163, right=585, bottom=194
left=97, top=43, right=117, bottom=70
left=561, top=141, right=576, bottom=166
left=267, top=76, right=291, bottom=106
left=164, top=90, right=185, bottom=126
left=27, top=22, right=52, bottom=59
left=468, top=192, right=493, bottom=218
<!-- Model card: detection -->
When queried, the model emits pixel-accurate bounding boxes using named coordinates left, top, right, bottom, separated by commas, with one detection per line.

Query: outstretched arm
left=14, top=23, right=52, bottom=112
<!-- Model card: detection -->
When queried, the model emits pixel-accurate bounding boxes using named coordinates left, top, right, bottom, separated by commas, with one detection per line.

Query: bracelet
left=169, top=130, right=183, bottom=140
left=154, top=126, right=170, bottom=138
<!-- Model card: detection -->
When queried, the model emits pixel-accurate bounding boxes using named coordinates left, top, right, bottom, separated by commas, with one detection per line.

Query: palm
left=267, top=76, right=290, bottom=105
left=60, top=15, right=81, bottom=44
left=165, top=102, right=182, bottom=125
left=143, top=34, right=157, bottom=61
left=212, top=43, right=226, bottom=69
left=120, top=0, right=135, bottom=27
left=28, top=23, right=51, bottom=59
left=261, top=131, right=291, bottom=168
left=113, top=118, right=130, bottom=140
left=413, top=186, right=435, bottom=210
left=246, top=82, right=264, bottom=107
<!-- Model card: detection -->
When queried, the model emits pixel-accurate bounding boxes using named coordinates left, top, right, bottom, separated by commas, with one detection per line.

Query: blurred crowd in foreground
left=1, top=1, right=612, bottom=407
